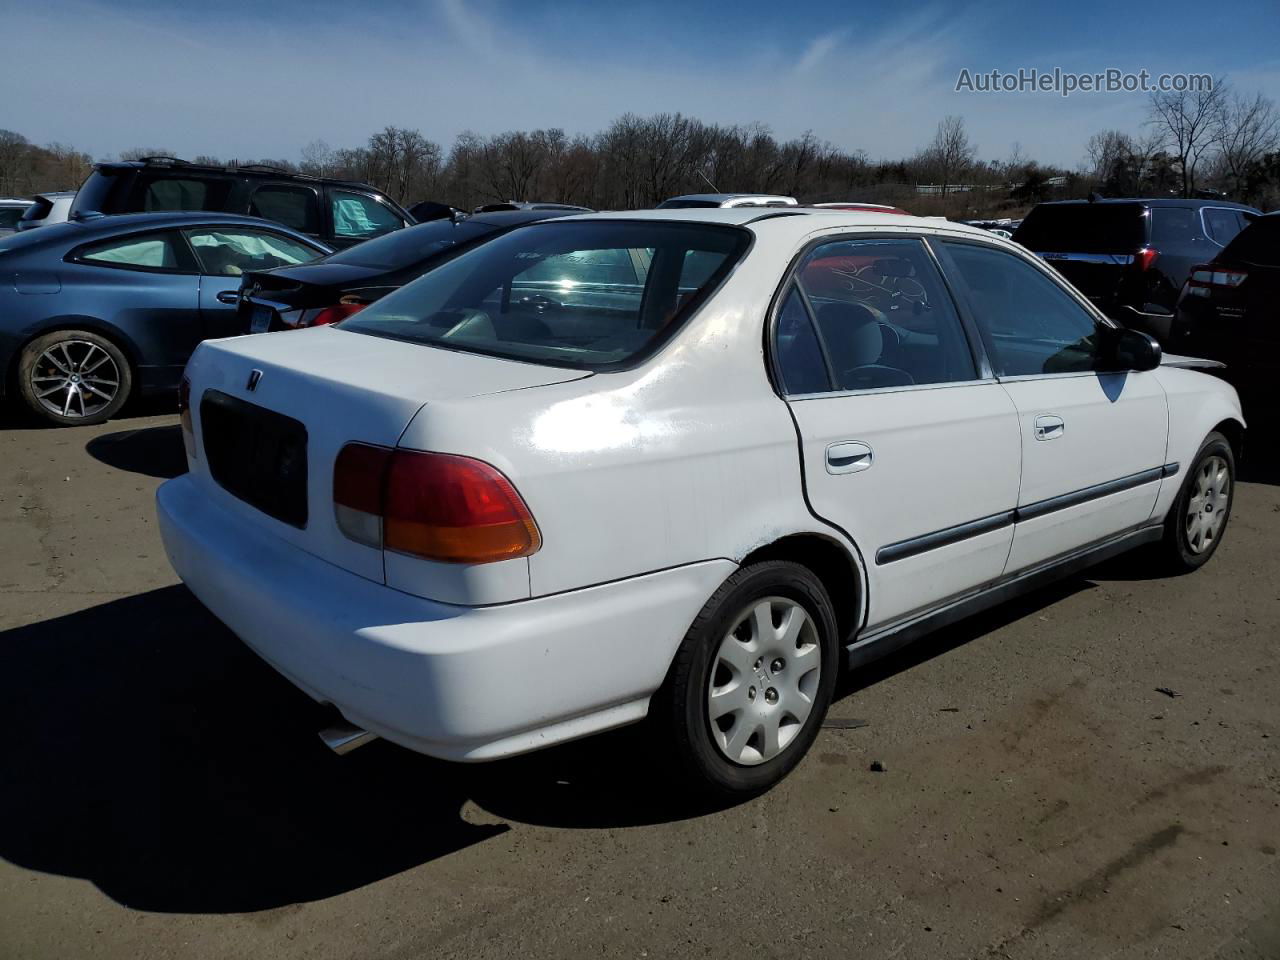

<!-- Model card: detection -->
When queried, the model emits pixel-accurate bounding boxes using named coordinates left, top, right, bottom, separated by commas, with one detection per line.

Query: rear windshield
left=338, top=220, right=750, bottom=369
left=1221, top=216, right=1280, bottom=267
left=70, top=169, right=132, bottom=216
left=1012, top=203, right=1145, bottom=253
left=324, top=218, right=487, bottom=271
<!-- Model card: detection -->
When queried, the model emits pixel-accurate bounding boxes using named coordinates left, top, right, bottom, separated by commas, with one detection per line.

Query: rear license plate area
left=200, top=390, right=308, bottom=528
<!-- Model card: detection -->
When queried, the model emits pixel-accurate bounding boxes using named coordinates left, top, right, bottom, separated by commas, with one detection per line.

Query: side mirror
left=1110, top=326, right=1162, bottom=372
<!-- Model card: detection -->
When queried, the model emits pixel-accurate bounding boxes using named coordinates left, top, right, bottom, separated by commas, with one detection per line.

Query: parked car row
left=157, top=205, right=1244, bottom=796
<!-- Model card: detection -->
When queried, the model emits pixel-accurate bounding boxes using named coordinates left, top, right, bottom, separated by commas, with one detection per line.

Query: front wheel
left=16, top=330, right=132, bottom=427
left=654, top=561, right=840, bottom=798
left=1157, top=431, right=1235, bottom=572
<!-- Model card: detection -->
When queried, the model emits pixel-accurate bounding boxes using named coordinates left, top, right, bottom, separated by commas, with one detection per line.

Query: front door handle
left=216, top=290, right=240, bottom=305
left=1034, top=415, right=1065, bottom=441
left=826, top=441, right=874, bottom=474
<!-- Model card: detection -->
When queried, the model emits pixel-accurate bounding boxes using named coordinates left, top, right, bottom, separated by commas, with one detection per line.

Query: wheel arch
left=738, top=532, right=865, bottom=645
left=1211, top=417, right=1245, bottom=466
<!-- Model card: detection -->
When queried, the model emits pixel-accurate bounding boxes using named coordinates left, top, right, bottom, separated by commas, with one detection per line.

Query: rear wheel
left=17, top=330, right=131, bottom=427
left=1157, top=431, right=1234, bottom=572
left=654, top=561, right=839, bottom=798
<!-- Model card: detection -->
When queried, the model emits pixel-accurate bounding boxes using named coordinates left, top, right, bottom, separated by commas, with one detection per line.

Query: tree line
left=2, top=78, right=1277, bottom=218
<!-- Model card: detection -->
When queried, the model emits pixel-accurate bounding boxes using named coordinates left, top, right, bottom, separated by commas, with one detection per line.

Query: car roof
left=463, top=209, right=583, bottom=227
left=92, top=159, right=377, bottom=191
left=663, top=193, right=796, bottom=204
left=1034, top=197, right=1258, bottom=210
left=0, top=211, right=325, bottom=253
left=557, top=206, right=998, bottom=242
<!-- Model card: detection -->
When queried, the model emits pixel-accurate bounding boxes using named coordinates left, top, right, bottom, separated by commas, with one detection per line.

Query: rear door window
left=794, top=237, right=977, bottom=389
left=78, top=231, right=187, bottom=271
left=331, top=190, right=403, bottom=240
left=249, top=184, right=321, bottom=234
left=1150, top=207, right=1198, bottom=244
left=183, top=228, right=322, bottom=276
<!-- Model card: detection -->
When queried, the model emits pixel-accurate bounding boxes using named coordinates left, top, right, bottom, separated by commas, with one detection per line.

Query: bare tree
left=1214, top=91, right=1280, bottom=199
left=1084, top=130, right=1133, bottom=183
left=0, top=129, right=32, bottom=196
left=1147, top=78, right=1228, bottom=197
left=299, top=139, right=335, bottom=177
left=926, top=115, right=976, bottom=194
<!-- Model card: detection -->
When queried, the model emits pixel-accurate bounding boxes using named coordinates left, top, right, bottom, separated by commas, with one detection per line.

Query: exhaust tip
left=319, top=721, right=377, bottom=755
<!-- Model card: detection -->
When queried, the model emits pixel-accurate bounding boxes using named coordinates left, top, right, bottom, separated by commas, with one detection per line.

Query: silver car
left=0, top=198, right=32, bottom=237
left=16, top=191, right=76, bottom=231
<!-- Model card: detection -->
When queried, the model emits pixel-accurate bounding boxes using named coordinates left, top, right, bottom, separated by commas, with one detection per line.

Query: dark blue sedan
left=0, top=212, right=329, bottom=426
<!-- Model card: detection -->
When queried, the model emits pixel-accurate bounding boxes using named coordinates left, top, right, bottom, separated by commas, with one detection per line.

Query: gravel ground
left=1, top=408, right=1277, bottom=960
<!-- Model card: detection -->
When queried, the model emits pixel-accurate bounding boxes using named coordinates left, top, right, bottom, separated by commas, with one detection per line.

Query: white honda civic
left=157, top=208, right=1244, bottom=796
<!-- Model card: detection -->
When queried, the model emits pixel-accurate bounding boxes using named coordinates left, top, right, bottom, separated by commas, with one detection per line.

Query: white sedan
left=157, top=208, right=1244, bottom=796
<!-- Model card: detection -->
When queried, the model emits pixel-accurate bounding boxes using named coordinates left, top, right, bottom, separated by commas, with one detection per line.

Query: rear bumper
left=156, top=473, right=733, bottom=761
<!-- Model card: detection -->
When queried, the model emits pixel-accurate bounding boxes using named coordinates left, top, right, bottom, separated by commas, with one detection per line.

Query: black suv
left=69, top=158, right=413, bottom=249
left=1172, top=211, right=1280, bottom=399
left=1012, top=198, right=1259, bottom=344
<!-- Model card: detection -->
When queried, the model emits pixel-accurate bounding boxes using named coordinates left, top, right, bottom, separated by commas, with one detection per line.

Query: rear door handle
left=1034, top=415, right=1065, bottom=441
left=216, top=290, right=240, bottom=305
left=826, top=441, right=874, bottom=474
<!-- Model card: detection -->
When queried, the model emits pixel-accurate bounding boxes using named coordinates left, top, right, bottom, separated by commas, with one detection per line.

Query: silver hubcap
left=29, top=340, right=120, bottom=419
left=707, top=597, right=821, bottom=766
left=1186, top=454, right=1230, bottom=555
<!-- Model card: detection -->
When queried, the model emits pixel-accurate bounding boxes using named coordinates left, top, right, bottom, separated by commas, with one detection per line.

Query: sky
left=3, top=0, right=1279, bottom=170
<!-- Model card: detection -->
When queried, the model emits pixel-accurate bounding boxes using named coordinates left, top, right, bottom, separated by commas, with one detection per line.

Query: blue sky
left=3, top=0, right=1278, bottom=168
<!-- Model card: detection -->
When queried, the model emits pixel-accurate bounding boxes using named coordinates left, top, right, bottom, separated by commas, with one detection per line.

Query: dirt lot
left=1, top=407, right=1278, bottom=960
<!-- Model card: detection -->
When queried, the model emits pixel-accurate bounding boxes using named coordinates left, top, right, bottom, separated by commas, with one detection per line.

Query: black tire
left=17, top=330, right=132, bottom=427
left=653, top=560, right=840, bottom=798
left=1157, top=431, right=1235, bottom=573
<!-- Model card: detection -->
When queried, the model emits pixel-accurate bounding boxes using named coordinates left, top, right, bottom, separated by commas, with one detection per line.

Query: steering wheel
left=514, top=293, right=563, bottom=315
left=839, top=364, right=916, bottom=390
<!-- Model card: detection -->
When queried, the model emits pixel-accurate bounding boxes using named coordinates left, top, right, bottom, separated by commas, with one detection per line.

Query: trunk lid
left=184, top=325, right=591, bottom=584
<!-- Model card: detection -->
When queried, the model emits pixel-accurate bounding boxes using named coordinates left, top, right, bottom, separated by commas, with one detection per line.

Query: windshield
left=323, top=218, right=486, bottom=271
left=1013, top=203, right=1145, bottom=253
left=338, top=220, right=749, bottom=369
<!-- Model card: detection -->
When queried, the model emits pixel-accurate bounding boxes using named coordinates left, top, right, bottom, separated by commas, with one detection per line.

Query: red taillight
left=1135, top=247, right=1159, bottom=271
left=332, top=444, right=541, bottom=564
left=1187, top=264, right=1248, bottom=293
left=333, top=442, right=392, bottom=547
left=305, top=302, right=366, bottom=327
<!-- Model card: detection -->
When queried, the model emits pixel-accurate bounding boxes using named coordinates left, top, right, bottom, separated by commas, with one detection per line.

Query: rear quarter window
left=137, top=176, right=233, bottom=213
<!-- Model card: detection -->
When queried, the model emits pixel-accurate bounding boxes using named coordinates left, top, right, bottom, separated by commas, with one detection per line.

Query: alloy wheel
left=28, top=340, right=122, bottom=420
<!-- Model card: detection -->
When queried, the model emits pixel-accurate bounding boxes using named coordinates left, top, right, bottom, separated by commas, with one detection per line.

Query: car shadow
left=0, top=586, right=733, bottom=914
left=85, top=424, right=187, bottom=479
